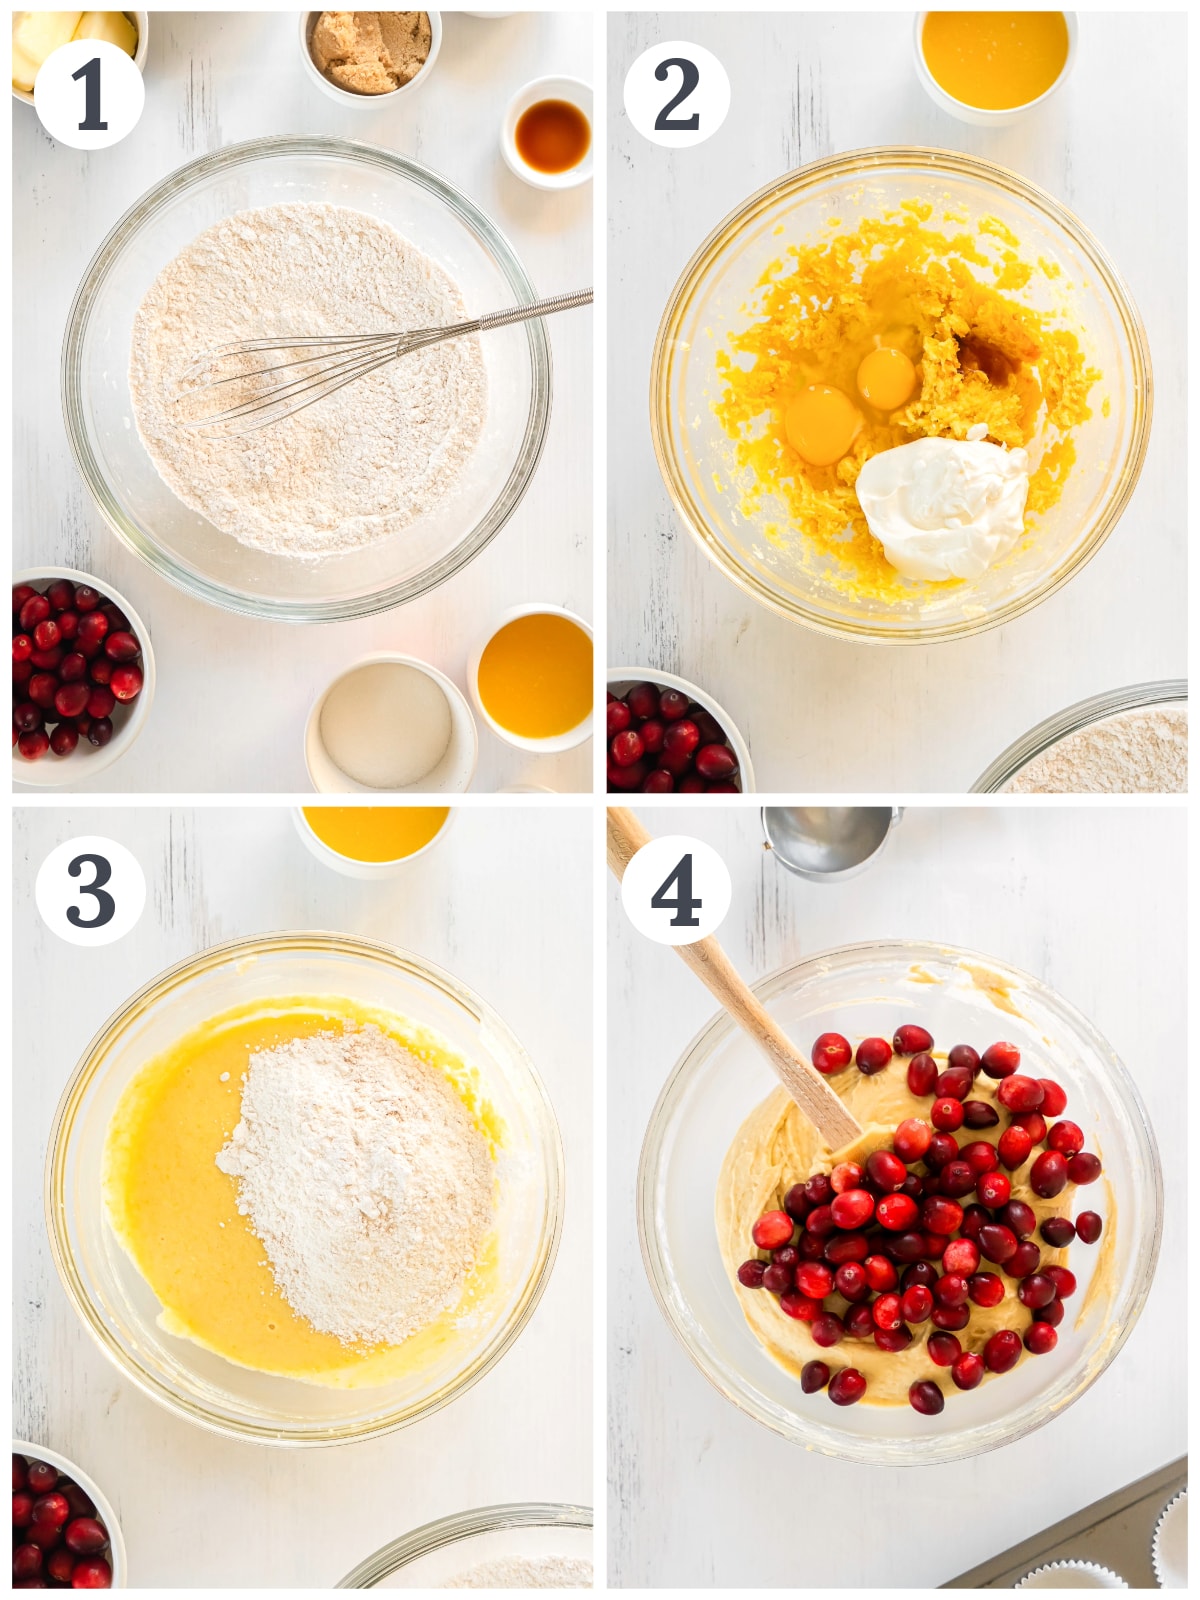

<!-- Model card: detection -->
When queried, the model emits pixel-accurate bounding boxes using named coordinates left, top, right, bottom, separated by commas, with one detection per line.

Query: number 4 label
left=624, top=41, right=731, bottom=149
left=36, top=836, right=146, bottom=947
left=620, top=834, right=733, bottom=946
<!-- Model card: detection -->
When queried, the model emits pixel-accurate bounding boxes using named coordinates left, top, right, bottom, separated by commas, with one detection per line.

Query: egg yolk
left=857, top=347, right=918, bottom=412
left=783, top=385, right=863, bottom=467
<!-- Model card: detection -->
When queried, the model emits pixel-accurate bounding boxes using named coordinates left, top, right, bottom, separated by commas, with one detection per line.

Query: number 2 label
left=624, top=41, right=732, bottom=149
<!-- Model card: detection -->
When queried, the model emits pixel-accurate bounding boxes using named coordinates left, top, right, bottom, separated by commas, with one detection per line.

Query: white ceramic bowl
left=11, top=9, right=148, bottom=105
left=468, top=604, right=594, bottom=754
left=305, top=653, right=478, bottom=794
left=12, top=567, right=156, bottom=790
left=292, top=803, right=455, bottom=879
left=501, top=75, right=593, bottom=191
left=607, top=666, right=755, bottom=793
left=913, top=12, right=1078, bottom=127
left=299, top=11, right=441, bottom=106
left=13, top=1438, right=128, bottom=1585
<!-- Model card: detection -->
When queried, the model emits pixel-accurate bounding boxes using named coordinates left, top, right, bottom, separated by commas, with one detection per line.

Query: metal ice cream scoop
left=762, top=807, right=901, bottom=882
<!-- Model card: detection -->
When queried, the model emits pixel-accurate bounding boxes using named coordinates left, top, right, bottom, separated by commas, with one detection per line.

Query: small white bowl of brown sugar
left=300, top=11, right=441, bottom=104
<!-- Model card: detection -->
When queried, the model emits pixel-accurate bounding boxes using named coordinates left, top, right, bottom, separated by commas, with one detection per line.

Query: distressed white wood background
left=14, top=803, right=593, bottom=1587
left=607, top=802, right=1186, bottom=1587
left=607, top=12, right=1186, bottom=792
left=13, top=10, right=592, bottom=794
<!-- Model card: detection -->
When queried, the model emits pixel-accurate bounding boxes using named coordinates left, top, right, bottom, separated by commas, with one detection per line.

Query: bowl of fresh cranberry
left=12, top=1441, right=125, bottom=1587
left=12, top=570, right=155, bottom=787
left=607, top=669, right=753, bottom=794
left=637, top=940, right=1162, bottom=1463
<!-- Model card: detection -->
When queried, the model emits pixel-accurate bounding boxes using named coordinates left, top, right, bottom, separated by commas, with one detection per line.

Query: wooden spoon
left=607, top=807, right=863, bottom=1150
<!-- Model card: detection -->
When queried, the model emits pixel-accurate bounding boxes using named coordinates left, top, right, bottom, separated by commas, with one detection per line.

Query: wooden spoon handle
left=607, top=807, right=863, bottom=1151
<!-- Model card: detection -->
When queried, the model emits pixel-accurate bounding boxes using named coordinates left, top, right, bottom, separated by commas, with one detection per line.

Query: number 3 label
left=36, top=836, right=146, bottom=947
left=620, top=834, right=732, bottom=946
left=623, top=41, right=731, bottom=149
left=33, top=38, right=144, bottom=150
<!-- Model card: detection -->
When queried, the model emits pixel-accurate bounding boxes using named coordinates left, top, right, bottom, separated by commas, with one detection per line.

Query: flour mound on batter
left=129, top=202, right=487, bottom=559
left=215, top=1024, right=493, bottom=1346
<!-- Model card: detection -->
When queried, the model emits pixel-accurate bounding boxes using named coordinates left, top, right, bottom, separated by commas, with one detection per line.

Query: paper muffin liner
left=1151, top=1487, right=1187, bottom=1588
left=1017, top=1560, right=1128, bottom=1589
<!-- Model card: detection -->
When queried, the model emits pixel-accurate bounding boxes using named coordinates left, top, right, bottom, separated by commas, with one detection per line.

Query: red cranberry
left=13, top=702, right=43, bottom=733
left=931, top=1097, right=964, bottom=1132
left=29, top=672, right=59, bottom=710
left=906, top=1052, right=938, bottom=1095
left=610, top=729, right=644, bottom=767
left=810, top=1311, right=845, bottom=1348
left=933, top=1272, right=968, bottom=1309
left=922, top=1230, right=950, bottom=1263
left=1006, top=1241, right=1041, bottom=1278
left=1024, top=1321, right=1057, bottom=1355
left=32, top=618, right=61, bottom=651
left=30, top=1494, right=69, bottom=1530
left=908, top=1379, right=944, bottom=1415
left=959, top=1140, right=999, bottom=1176
left=71, top=1556, right=113, bottom=1588
left=737, top=1259, right=766, bottom=1288
left=761, top=1261, right=794, bottom=1294
left=806, top=1205, right=835, bottom=1241
left=863, top=1255, right=897, bottom=1292
left=29, top=644, right=63, bottom=670
left=888, top=1230, right=927, bottom=1264
left=983, top=1328, right=1022, bottom=1372
left=925, top=1132, right=959, bottom=1171
left=13, top=1493, right=34, bottom=1528
left=64, top=1518, right=108, bottom=1556
left=901, top=1173, right=925, bottom=1203
left=1018, top=1272, right=1057, bottom=1310
left=656, top=688, right=689, bottom=722
left=639, top=719, right=666, bottom=755
left=976, top=1171, right=1011, bottom=1208
left=1012, top=1111, right=1048, bottom=1143
left=866, top=1149, right=906, bottom=1191
left=1039, top=1216, right=1075, bottom=1248
left=980, top=1041, right=1021, bottom=1079
left=901, top=1260, right=939, bottom=1290
left=107, top=660, right=145, bottom=700
left=845, top=1303, right=875, bottom=1338
left=997, top=1074, right=1046, bottom=1113
left=828, top=1368, right=866, bottom=1406
left=1076, top=1211, right=1103, bottom=1244
left=805, top=1173, right=833, bottom=1207
left=900, top=1284, right=933, bottom=1324
left=831, top=1189, right=875, bottom=1230
left=606, top=700, right=631, bottom=737
left=855, top=1036, right=892, bottom=1075
left=12, top=583, right=38, bottom=615
left=873, top=1324, right=914, bottom=1353
left=751, top=1210, right=793, bottom=1250
left=960, top=1204, right=991, bottom=1241
left=997, top=1125, right=1033, bottom=1170
left=1038, top=1079, right=1068, bottom=1116
left=19, top=594, right=51, bottom=632
left=935, top=1065, right=973, bottom=1101
left=783, top=1184, right=811, bottom=1223
left=86, top=685, right=116, bottom=721
left=45, top=579, right=76, bottom=611
left=625, top=682, right=659, bottom=720
left=12, top=1544, right=44, bottom=1582
left=1045, top=1265, right=1077, bottom=1299
left=87, top=654, right=112, bottom=684
left=1038, top=1297, right=1065, bottom=1328
left=640, top=770, right=674, bottom=793
left=54, top=682, right=91, bottom=720
left=871, top=1292, right=902, bottom=1331
left=25, top=1464, right=56, bottom=1496
left=876, top=1194, right=919, bottom=1232
left=893, top=1024, right=933, bottom=1054
left=26, top=1517, right=62, bottom=1549
left=1067, top=1151, right=1102, bottom=1185
left=1000, top=1200, right=1036, bottom=1239
left=779, top=1290, right=820, bottom=1321
left=828, top=1163, right=861, bottom=1197
left=1030, top=1151, right=1069, bottom=1198
left=801, top=1359, right=831, bottom=1393
left=662, top=719, right=700, bottom=758
left=942, top=1238, right=980, bottom=1276
left=968, top=1272, right=1005, bottom=1308
left=978, top=1223, right=1019, bottom=1264
left=824, top=1231, right=869, bottom=1265
left=694, top=743, right=736, bottom=780
left=951, top=1351, right=985, bottom=1390
left=939, top=1160, right=975, bottom=1198
left=59, top=651, right=88, bottom=683
left=1046, top=1121, right=1084, bottom=1157
left=103, top=629, right=139, bottom=664
left=834, top=1262, right=869, bottom=1301
left=12, top=633, right=33, bottom=662
left=795, top=1261, right=834, bottom=1299
left=920, top=1196, right=963, bottom=1236
left=962, top=1100, right=1000, bottom=1129
left=47, top=1550, right=75, bottom=1584
left=892, top=1117, right=932, bottom=1163
left=17, top=730, right=50, bottom=760
left=812, top=1033, right=852, bottom=1074
left=930, top=1303, right=970, bottom=1331
left=927, top=1331, right=962, bottom=1367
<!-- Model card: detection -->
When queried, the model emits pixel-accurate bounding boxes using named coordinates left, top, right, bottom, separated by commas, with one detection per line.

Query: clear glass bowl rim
left=973, top=679, right=1187, bottom=792
left=337, top=1501, right=593, bottom=1587
left=636, top=937, right=1163, bottom=1464
left=45, top=929, right=565, bottom=1446
left=650, top=144, right=1154, bottom=645
left=60, top=134, right=553, bottom=624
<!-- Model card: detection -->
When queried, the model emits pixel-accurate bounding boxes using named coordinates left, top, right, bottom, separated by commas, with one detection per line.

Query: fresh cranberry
left=901, top=1260, right=938, bottom=1290
left=71, top=1556, right=113, bottom=1588
left=824, top=1231, right=869, bottom=1265
left=47, top=1550, right=75, bottom=1584
left=932, top=1272, right=968, bottom=1309
left=1000, top=1200, right=1036, bottom=1239
left=888, top=1230, right=927, bottom=1263
left=960, top=1204, right=991, bottom=1241
left=1038, top=1079, right=1068, bottom=1116
left=17, top=730, right=50, bottom=760
left=893, top=1024, right=933, bottom=1054
left=1006, top=1241, right=1041, bottom=1278
left=29, top=644, right=63, bottom=671
left=924, top=1132, right=959, bottom=1171
left=25, top=1464, right=57, bottom=1496
left=1068, top=1151, right=1102, bottom=1185
left=855, top=1036, right=892, bottom=1075
left=927, top=1331, right=962, bottom=1367
left=865, top=1149, right=906, bottom=1191
left=625, top=682, right=659, bottom=720
left=873, top=1325, right=913, bottom=1353
left=811, top=1033, right=852, bottom=1074
left=1039, top=1297, right=1066, bottom=1328
left=845, top=1303, right=875, bottom=1339
left=801, top=1360, right=831, bottom=1393
left=997, top=1125, right=1033, bottom=1170
left=12, top=1544, right=44, bottom=1582
left=610, top=729, right=644, bottom=767
left=830, top=1161, right=864, bottom=1195
left=978, top=1223, right=1019, bottom=1265
left=657, top=688, right=689, bottom=722
left=922, top=1230, right=950, bottom=1262
left=980, top=1041, right=1021, bottom=1079
left=1045, top=1265, right=1077, bottom=1299
left=834, top=1262, right=869, bottom=1301
left=19, top=595, right=51, bottom=633
left=13, top=702, right=43, bottom=733
left=1039, top=1216, right=1075, bottom=1248
left=983, top=1328, right=1022, bottom=1372
left=938, top=1160, right=975, bottom=1198
left=1012, top=1111, right=1048, bottom=1143
left=736, top=1259, right=766, bottom=1288
left=942, top=1238, right=980, bottom=1276
left=968, top=1272, right=1005, bottom=1308
left=638, top=718, right=666, bottom=755
left=779, top=1290, right=820, bottom=1321
left=804, top=1173, right=833, bottom=1207
left=906, top=1052, right=938, bottom=1095
left=1024, top=1321, right=1057, bottom=1355
left=908, top=1379, right=944, bottom=1415
left=959, top=1140, right=999, bottom=1176
left=640, top=770, right=674, bottom=793
left=863, top=1255, right=897, bottom=1292
left=951, top=1351, right=985, bottom=1390
left=795, top=1261, right=834, bottom=1299
left=606, top=700, right=631, bottom=737
left=26, top=1517, right=62, bottom=1549
left=1076, top=1211, right=1103, bottom=1244
left=761, top=1261, right=793, bottom=1294
left=54, top=683, right=90, bottom=720
left=662, top=719, right=699, bottom=758
left=13, top=1493, right=34, bottom=1528
left=30, top=1494, right=69, bottom=1530
left=869, top=1292, right=900, bottom=1331
left=892, top=1117, right=932, bottom=1163
left=920, top=1196, right=963, bottom=1236
left=63, top=1518, right=107, bottom=1556
left=1030, top=1150, right=1069, bottom=1198
left=931, top=1097, right=964, bottom=1132
left=930, top=1303, right=970, bottom=1331
left=12, top=633, right=33, bottom=662
left=45, top=579, right=76, bottom=612
left=694, top=743, right=736, bottom=781
left=997, top=1074, right=1046, bottom=1113
left=962, top=1100, right=1000, bottom=1129
left=900, top=1284, right=933, bottom=1323
left=12, top=583, right=38, bottom=615
left=751, top=1210, right=793, bottom=1250
left=831, top=1189, right=875, bottom=1230
left=976, top=1171, right=1011, bottom=1208
left=935, top=1065, right=973, bottom=1101
left=32, top=618, right=61, bottom=651
left=783, top=1184, right=811, bottom=1223
left=876, top=1194, right=919, bottom=1232
left=102, top=627, right=138, bottom=663
left=1018, top=1272, right=1057, bottom=1310
left=772, top=1245, right=800, bottom=1270
left=1046, top=1120, right=1084, bottom=1157
left=12, top=658, right=33, bottom=687
left=810, top=1312, right=845, bottom=1348
left=828, top=1369, right=867, bottom=1406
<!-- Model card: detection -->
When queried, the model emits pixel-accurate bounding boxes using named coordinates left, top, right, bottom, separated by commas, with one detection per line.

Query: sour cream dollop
left=855, top=426, right=1030, bottom=582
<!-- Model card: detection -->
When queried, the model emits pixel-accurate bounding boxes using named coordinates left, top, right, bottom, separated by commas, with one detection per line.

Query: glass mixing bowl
left=46, top=932, right=563, bottom=1445
left=338, top=1502, right=593, bottom=1588
left=62, top=136, right=551, bottom=622
left=973, top=680, right=1187, bottom=793
left=651, top=148, right=1152, bottom=644
left=638, top=940, right=1161, bottom=1465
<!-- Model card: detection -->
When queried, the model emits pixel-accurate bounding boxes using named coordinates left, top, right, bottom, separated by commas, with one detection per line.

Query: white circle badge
left=623, top=40, right=731, bottom=149
left=34, top=39, right=144, bottom=150
left=620, top=834, right=732, bottom=946
left=36, top=836, right=146, bottom=947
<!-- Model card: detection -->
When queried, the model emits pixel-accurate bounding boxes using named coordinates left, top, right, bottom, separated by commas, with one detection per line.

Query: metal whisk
left=172, top=287, right=593, bottom=436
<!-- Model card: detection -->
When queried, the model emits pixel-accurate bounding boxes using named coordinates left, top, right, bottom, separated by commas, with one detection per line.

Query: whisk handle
left=475, top=289, right=594, bottom=333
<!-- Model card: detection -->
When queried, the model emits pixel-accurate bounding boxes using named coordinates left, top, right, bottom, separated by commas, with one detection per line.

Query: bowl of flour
left=337, top=1502, right=593, bottom=1588
left=973, top=680, right=1187, bottom=793
left=62, top=136, right=553, bottom=622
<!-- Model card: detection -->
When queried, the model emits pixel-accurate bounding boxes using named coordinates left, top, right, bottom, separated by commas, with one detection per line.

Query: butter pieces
left=309, top=11, right=432, bottom=96
left=74, top=11, right=138, bottom=53
left=12, top=10, right=137, bottom=92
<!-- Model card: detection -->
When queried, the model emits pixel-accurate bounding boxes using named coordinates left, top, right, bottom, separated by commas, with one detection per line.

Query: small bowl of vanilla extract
left=501, top=75, right=592, bottom=190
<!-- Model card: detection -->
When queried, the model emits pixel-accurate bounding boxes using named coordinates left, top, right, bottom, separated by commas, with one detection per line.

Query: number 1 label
left=33, top=38, right=143, bottom=150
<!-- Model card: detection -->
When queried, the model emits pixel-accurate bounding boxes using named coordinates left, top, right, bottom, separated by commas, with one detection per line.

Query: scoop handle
left=607, top=807, right=863, bottom=1151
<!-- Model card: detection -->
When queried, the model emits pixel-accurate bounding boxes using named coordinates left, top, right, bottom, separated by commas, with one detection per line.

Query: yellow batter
left=717, top=1054, right=1115, bottom=1405
left=712, top=202, right=1099, bottom=602
left=103, top=995, right=503, bottom=1388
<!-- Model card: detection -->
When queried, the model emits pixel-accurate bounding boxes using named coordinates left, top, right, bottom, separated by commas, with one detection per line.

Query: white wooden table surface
left=14, top=803, right=593, bottom=1587
left=607, top=12, right=1186, bottom=793
left=14, top=11, right=593, bottom=794
left=607, top=802, right=1186, bottom=1588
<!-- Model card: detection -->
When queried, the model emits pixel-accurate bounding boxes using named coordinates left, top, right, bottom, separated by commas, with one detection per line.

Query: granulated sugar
left=215, top=1024, right=492, bottom=1345
left=445, top=1557, right=593, bottom=1588
left=130, top=202, right=486, bottom=558
left=1004, top=704, right=1187, bottom=794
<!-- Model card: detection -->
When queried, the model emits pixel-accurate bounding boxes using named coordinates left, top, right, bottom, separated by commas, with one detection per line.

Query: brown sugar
left=309, top=12, right=432, bottom=96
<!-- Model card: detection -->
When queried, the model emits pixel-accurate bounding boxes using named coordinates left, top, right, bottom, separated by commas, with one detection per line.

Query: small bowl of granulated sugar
left=973, top=681, right=1188, bottom=794
left=337, top=1502, right=593, bottom=1588
left=301, top=12, right=441, bottom=104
